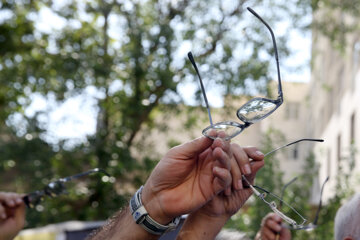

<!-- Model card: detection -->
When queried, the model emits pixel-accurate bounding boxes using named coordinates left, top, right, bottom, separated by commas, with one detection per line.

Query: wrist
left=254, top=231, right=262, bottom=240
left=141, top=183, right=174, bottom=224
left=197, top=210, right=230, bottom=226
left=130, top=186, right=180, bottom=236
left=177, top=211, right=229, bottom=240
left=109, top=207, right=160, bottom=240
left=196, top=206, right=232, bottom=223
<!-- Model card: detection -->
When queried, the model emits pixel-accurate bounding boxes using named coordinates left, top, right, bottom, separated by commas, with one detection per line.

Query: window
left=337, top=134, right=341, bottom=171
left=350, top=112, right=356, bottom=144
left=353, top=41, right=360, bottom=72
left=287, top=145, right=298, bottom=160
left=352, top=41, right=360, bottom=89
left=292, top=145, right=298, bottom=160
left=327, top=149, right=331, bottom=177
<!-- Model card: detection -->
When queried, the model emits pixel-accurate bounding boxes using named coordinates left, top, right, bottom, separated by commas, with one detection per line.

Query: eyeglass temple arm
left=279, top=176, right=298, bottom=209
left=313, top=176, right=329, bottom=225
left=247, top=7, right=283, bottom=101
left=60, top=168, right=110, bottom=182
left=242, top=175, right=262, bottom=196
left=264, top=139, right=324, bottom=157
left=188, top=52, right=213, bottom=126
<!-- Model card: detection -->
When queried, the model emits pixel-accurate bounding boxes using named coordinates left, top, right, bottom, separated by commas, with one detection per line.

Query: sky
left=177, top=27, right=311, bottom=107
left=23, top=2, right=312, bottom=146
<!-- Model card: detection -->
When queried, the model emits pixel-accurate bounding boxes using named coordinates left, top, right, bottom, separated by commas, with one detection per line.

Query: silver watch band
left=129, top=186, right=181, bottom=235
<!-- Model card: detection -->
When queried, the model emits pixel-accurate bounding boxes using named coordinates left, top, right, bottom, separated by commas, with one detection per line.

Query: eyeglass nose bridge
left=23, top=191, right=45, bottom=209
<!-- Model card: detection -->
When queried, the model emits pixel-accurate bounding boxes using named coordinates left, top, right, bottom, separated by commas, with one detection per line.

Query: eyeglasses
left=188, top=7, right=283, bottom=141
left=283, top=176, right=330, bottom=230
left=23, top=168, right=110, bottom=209
left=243, top=138, right=324, bottom=228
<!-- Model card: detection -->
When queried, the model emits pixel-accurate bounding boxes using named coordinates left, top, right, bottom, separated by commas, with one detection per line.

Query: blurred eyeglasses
left=188, top=7, right=283, bottom=141
left=283, top=176, right=330, bottom=230
left=243, top=138, right=324, bottom=228
left=23, top=168, right=110, bottom=209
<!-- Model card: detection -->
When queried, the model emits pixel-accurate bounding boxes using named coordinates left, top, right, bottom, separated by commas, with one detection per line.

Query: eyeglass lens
left=44, top=181, right=66, bottom=197
left=243, top=176, right=306, bottom=227
left=237, top=98, right=280, bottom=123
left=241, top=138, right=324, bottom=227
left=202, top=122, right=246, bottom=141
left=188, top=8, right=283, bottom=141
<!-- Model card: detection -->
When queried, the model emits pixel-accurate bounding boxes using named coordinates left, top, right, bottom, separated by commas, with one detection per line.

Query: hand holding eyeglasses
left=255, top=213, right=292, bottom=240
left=141, top=133, right=233, bottom=225
left=176, top=145, right=265, bottom=240
left=197, top=145, right=264, bottom=216
left=0, top=192, right=26, bottom=240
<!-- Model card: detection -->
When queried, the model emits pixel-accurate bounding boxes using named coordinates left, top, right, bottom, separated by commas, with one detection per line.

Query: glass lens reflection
left=202, top=122, right=244, bottom=140
left=237, top=98, right=278, bottom=123
left=45, top=181, right=66, bottom=197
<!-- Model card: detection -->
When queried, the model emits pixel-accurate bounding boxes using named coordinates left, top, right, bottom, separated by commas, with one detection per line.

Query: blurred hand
left=256, top=213, right=291, bottom=240
left=0, top=192, right=26, bottom=240
left=141, top=134, right=233, bottom=224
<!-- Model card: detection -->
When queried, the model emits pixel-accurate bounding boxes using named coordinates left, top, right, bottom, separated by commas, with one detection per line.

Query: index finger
left=243, top=146, right=264, bottom=161
left=0, top=192, right=24, bottom=207
left=211, top=133, right=232, bottom=170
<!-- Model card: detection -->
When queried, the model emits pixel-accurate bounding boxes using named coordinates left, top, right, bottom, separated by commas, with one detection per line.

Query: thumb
left=169, top=136, right=213, bottom=158
left=244, top=160, right=265, bottom=185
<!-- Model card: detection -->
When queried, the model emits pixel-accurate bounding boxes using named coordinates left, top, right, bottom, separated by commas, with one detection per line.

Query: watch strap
left=129, top=186, right=180, bottom=235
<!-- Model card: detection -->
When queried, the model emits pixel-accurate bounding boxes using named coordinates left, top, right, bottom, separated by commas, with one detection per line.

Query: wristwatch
left=129, top=186, right=181, bottom=235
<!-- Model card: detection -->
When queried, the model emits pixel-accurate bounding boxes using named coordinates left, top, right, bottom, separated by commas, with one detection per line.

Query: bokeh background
left=0, top=0, right=359, bottom=239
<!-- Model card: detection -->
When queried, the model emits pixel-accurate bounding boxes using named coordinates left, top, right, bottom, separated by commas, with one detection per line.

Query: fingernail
left=8, top=200, right=15, bottom=206
left=243, top=164, right=252, bottom=175
left=16, top=198, right=22, bottom=204
left=1, top=213, right=6, bottom=219
left=256, top=151, right=264, bottom=157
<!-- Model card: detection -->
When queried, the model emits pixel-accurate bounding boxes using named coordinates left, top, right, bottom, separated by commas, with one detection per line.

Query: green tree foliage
left=311, top=0, right=360, bottom=50
left=225, top=128, right=286, bottom=237
left=300, top=145, right=357, bottom=240
left=225, top=129, right=358, bottom=240
left=0, top=0, right=312, bottom=228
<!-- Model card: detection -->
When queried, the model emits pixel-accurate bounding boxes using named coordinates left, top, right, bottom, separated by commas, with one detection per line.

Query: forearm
left=176, top=211, right=229, bottom=240
left=87, top=206, right=159, bottom=240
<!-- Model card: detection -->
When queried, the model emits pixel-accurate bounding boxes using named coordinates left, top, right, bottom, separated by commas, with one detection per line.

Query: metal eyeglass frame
left=23, top=168, right=110, bottom=209
left=283, top=176, right=330, bottom=230
left=188, top=7, right=283, bottom=141
left=242, top=138, right=324, bottom=227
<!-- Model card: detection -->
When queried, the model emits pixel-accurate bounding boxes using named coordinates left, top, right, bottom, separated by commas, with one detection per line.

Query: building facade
left=309, top=14, right=360, bottom=201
